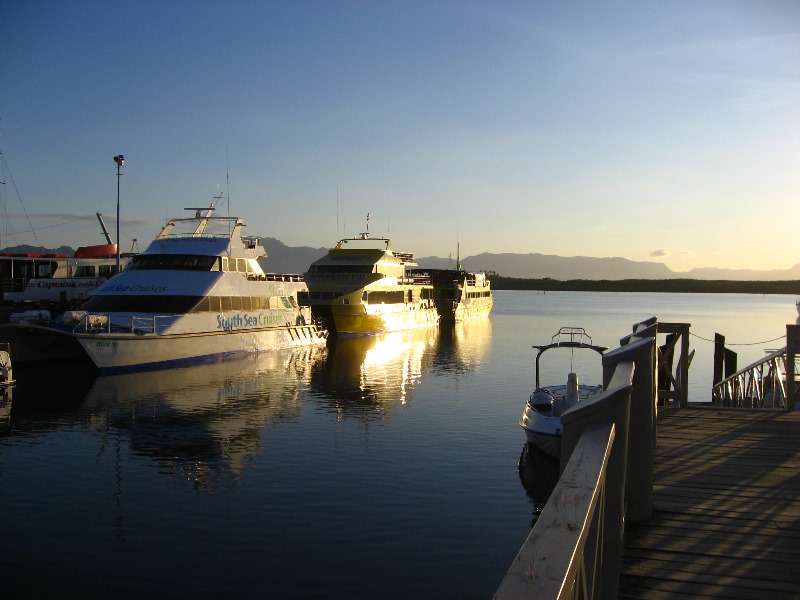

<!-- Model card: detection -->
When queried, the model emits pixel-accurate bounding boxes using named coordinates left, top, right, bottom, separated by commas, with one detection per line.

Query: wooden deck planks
left=619, top=406, right=800, bottom=600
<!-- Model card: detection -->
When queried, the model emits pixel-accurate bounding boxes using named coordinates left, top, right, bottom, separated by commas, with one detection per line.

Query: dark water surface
left=1, top=291, right=795, bottom=598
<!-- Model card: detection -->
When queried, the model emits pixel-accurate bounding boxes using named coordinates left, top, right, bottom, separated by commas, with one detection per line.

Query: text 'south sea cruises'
left=0, top=201, right=327, bottom=373
left=299, top=233, right=439, bottom=335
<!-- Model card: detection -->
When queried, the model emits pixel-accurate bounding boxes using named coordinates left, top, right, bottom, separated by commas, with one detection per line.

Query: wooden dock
left=620, top=406, right=800, bottom=599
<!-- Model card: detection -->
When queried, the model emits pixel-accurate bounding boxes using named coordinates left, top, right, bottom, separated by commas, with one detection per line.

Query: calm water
left=1, top=291, right=795, bottom=599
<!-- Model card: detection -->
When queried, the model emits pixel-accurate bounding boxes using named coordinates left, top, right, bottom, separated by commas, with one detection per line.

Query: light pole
left=113, top=155, right=124, bottom=273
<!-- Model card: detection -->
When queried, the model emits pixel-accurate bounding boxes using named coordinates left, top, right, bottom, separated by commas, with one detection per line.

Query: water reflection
left=517, top=442, right=560, bottom=525
left=80, top=347, right=325, bottom=489
left=434, top=318, right=493, bottom=374
left=311, top=327, right=440, bottom=419
left=0, top=386, right=12, bottom=422
left=5, top=348, right=326, bottom=490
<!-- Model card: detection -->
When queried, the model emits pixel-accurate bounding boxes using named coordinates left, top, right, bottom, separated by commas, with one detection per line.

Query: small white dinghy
left=0, top=343, right=14, bottom=388
left=519, top=327, right=607, bottom=460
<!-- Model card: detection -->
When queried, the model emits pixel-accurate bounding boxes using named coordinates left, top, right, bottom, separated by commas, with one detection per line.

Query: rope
left=690, top=332, right=786, bottom=346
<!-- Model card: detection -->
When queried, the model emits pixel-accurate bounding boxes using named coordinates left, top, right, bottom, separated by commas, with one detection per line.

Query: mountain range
left=4, top=240, right=798, bottom=281
left=257, top=239, right=800, bottom=281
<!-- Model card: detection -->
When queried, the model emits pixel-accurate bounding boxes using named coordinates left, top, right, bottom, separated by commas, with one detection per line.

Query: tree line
left=489, top=275, right=800, bottom=295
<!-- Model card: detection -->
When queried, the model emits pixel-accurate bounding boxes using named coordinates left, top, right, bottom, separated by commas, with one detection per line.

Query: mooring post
left=787, top=324, right=799, bottom=412
left=713, top=333, right=725, bottom=386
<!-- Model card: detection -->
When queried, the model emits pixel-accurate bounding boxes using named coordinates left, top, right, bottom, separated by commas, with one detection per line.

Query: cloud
left=649, top=248, right=671, bottom=259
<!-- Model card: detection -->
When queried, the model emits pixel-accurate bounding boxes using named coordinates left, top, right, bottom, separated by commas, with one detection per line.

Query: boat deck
left=620, top=406, right=800, bottom=599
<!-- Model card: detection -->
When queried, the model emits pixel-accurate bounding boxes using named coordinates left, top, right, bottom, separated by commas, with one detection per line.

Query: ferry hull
left=438, top=298, right=494, bottom=322
left=1, top=322, right=327, bottom=374
left=331, top=305, right=439, bottom=335
left=83, top=326, right=326, bottom=373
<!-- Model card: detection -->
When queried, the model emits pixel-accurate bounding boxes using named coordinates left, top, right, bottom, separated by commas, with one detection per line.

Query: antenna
left=225, top=147, right=231, bottom=216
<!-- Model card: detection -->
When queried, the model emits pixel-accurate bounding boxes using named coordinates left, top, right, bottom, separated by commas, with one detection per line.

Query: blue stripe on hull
left=96, top=348, right=254, bottom=375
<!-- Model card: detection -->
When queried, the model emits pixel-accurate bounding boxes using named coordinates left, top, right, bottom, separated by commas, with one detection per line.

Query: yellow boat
left=408, top=268, right=493, bottom=322
left=300, top=234, right=439, bottom=335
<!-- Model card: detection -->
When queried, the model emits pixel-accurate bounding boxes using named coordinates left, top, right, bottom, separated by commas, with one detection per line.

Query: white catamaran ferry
left=0, top=203, right=327, bottom=373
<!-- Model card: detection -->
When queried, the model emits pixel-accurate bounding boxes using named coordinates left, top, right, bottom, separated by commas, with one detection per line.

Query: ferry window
left=36, top=261, right=56, bottom=277
left=237, top=258, right=247, bottom=273
left=208, top=296, right=221, bottom=312
left=99, top=265, right=116, bottom=277
left=269, top=297, right=279, bottom=310
left=128, top=254, right=216, bottom=271
left=240, top=297, right=251, bottom=311
left=80, top=295, right=203, bottom=313
left=13, top=261, right=33, bottom=278
left=192, top=298, right=209, bottom=312
left=74, top=265, right=97, bottom=277
left=221, top=297, right=232, bottom=311
left=221, top=257, right=229, bottom=271
left=314, top=265, right=374, bottom=274
left=407, top=290, right=412, bottom=303
left=230, top=296, right=242, bottom=310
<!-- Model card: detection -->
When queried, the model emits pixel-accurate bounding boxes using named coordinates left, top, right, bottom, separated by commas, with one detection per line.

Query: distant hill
left=258, top=237, right=328, bottom=274
left=6, top=239, right=798, bottom=282
left=416, top=252, right=800, bottom=282
left=1, top=244, right=76, bottom=256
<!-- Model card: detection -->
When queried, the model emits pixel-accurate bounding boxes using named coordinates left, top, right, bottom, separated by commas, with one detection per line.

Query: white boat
left=0, top=203, right=327, bottom=373
left=0, top=342, right=14, bottom=388
left=407, top=268, right=493, bottom=322
left=1, top=214, right=131, bottom=308
left=519, top=327, right=607, bottom=459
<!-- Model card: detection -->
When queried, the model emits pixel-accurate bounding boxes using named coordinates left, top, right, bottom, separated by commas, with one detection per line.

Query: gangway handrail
left=715, top=346, right=787, bottom=384
left=712, top=345, right=796, bottom=408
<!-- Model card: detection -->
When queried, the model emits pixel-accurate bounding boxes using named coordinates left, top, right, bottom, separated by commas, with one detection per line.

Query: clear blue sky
left=2, top=1, right=798, bottom=272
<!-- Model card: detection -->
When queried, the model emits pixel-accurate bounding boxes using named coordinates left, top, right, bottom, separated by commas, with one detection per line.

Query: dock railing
left=712, top=324, right=800, bottom=411
left=494, top=326, right=657, bottom=600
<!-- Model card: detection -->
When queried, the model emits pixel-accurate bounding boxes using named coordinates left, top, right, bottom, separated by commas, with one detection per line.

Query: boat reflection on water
left=0, top=386, right=12, bottom=424
left=311, top=326, right=440, bottom=419
left=518, top=442, right=560, bottom=525
left=434, top=318, right=493, bottom=374
left=78, top=346, right=326, bottom=490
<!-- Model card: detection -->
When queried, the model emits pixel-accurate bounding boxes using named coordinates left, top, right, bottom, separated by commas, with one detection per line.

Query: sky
left=1, top=0, right=798, bottom=273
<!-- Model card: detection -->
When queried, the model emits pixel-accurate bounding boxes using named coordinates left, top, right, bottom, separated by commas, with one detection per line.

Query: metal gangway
left=713, top=344, right=800, bottom=409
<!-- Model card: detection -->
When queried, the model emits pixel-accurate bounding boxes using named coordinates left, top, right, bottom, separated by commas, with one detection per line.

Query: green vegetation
left=490, top=276, right=800, bottom=295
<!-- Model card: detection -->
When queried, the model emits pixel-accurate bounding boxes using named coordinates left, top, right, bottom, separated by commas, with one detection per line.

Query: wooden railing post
left=561, top=362, right=634, bottom=600
left=787, top=324, right=799, bottom=412
left=603, top=336, right=656, bottom=522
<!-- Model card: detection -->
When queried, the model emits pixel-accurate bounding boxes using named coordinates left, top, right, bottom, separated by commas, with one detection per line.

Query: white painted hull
left=447, top=298, right=494, bottom=322
left=519, top=383, right=603, bottom=460
left=77, top=325, right=326, bottom=373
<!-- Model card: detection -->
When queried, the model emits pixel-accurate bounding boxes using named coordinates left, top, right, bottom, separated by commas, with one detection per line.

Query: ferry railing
left=72, top=313, right=172, bottom=335
left=495, top=331, right=657, bottom=600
